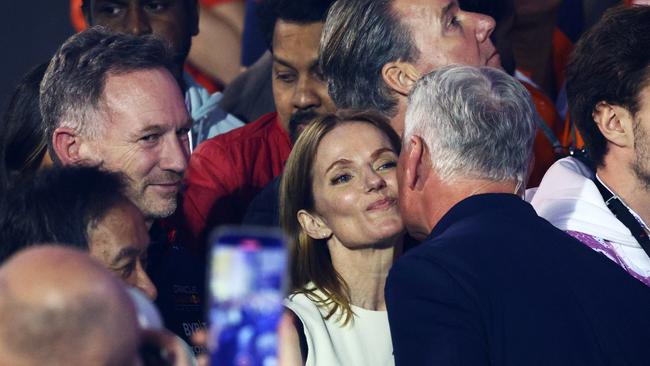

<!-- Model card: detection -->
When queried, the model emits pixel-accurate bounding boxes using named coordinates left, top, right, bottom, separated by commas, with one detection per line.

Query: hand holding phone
left=208, top=226, right=288, bottom=366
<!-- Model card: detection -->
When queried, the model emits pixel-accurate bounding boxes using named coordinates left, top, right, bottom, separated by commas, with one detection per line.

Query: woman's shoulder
left=283, top=289, right=341, bottom=366
left=284, top=288, right=332, bottom=322
left=284, top=289, right=394, bottom=366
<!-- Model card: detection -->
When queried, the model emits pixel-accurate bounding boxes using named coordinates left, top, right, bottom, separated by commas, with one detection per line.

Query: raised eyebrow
left=325, top=158, right=353, bottom=174
left=371, top=147, right=397, bottom=160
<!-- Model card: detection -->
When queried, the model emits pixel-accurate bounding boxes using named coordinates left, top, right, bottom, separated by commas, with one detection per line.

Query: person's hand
left=191, top=329, right=209, bottom=366
left=141, top=329, right=197, bottom=366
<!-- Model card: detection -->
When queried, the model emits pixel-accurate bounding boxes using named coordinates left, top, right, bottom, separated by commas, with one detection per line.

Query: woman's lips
left=367, top=197, right=397, bottom=211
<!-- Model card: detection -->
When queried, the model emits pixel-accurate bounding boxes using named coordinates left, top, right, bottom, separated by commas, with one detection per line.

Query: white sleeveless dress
left=283, top=287, right=395, bottom=366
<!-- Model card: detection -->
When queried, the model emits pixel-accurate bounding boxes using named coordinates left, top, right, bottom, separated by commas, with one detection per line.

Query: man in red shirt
left=180, top=0, right=336, bottom=253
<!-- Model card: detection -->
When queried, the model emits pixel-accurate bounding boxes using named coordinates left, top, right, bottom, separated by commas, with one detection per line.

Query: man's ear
left=592, top=101, right=634, bottom=148
left=403, top=135, right=428, bottom=190
left=297, top=209, right=332, bottom=241
left=52, top=127, right=85, bottom=166
left=381, top=61, right=420, bottom=96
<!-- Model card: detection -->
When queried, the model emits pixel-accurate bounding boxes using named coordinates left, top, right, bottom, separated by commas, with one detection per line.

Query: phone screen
left=208, top=226, right=287, bottom=366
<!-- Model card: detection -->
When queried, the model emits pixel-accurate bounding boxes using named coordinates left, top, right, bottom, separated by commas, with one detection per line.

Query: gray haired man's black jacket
left=386, top=193, right=650, bottom=366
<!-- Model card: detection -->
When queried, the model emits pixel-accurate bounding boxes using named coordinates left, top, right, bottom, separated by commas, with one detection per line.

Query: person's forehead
left=392, top=0, right=456, bottom=20
left=100, top=68, right=189, bottom=127
left=103, top=68, right=181, bottom=100
left=272, top=21, right=323, bottom=67
left=315, top=123, right=394, bottom=168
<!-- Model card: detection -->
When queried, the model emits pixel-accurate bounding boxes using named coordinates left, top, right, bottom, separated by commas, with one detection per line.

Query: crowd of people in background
left=2, top=0, right=650, bottom=365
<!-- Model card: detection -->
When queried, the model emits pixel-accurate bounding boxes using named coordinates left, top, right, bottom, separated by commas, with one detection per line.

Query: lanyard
left=593, top=178, right=650, bottom=259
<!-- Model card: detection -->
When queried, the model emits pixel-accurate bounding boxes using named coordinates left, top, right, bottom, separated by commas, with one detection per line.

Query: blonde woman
left=278, top=110, right=403, bottom=366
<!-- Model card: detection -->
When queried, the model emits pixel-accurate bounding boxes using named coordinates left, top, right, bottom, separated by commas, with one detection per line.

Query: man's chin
left=145, top=204, right=177, bottom=221
left=137, top=196, right=178, bottom=221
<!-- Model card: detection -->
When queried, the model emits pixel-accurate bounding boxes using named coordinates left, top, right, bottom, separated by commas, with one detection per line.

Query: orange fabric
left=521, top=81, right=564, bottom=187
left=560, top=113, right=585, bottom=150
left=550, top=26, right=584, bottom=152
left=70, top=0, right=87, bottom=32
left=551, top=28, right=574, bottom=95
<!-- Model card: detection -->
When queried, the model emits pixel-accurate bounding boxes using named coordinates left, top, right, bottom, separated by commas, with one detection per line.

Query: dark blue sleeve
left=242, top=176, right=281, bottom=227
left=385, top=253, right=489, bottom=366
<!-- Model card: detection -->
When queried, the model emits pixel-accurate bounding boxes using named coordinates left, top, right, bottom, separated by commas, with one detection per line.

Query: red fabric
left=70, top=0, right=86, bottom=32
left=179, top=112, right=290, bottom=253
left=184, top=64, right=222, bottom=93
left=200, top=0, right=241, bottom=7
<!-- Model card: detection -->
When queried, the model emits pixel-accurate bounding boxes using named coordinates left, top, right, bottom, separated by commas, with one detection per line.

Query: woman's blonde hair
left=280, top=109, right=400, bottom=324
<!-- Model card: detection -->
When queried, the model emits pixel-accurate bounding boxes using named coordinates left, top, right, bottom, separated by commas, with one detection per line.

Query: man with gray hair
left=385, top=65, right=650, bottom=365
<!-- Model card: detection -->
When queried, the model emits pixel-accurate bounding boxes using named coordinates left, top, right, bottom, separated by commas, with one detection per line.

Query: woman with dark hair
left=0, top=63, right=51, bottom=190
left=278, top=110, right=403, bottom=365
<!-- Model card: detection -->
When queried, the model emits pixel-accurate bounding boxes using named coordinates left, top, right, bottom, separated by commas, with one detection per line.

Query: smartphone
left=208, top=226, right=288, bottom=366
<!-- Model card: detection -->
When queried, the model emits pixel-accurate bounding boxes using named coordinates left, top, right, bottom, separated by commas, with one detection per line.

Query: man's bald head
left=0, top=246, right=141, bottom=366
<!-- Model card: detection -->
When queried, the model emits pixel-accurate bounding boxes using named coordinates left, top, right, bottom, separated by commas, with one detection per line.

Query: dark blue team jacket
left=386, top=193, right=650, bottom=366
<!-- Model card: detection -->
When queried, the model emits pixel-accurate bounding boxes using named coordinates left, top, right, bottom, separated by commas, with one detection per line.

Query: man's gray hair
left=320, top=0, right=418, bottom=117
left=40, top=26, right=175, bottom=159
left=404, top=65, right=536, bottom=183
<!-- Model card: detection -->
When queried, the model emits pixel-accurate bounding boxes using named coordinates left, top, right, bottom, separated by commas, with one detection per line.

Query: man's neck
left=424, top=178, right=520, bottom=234
left=597, top=165, right=650, bottom=226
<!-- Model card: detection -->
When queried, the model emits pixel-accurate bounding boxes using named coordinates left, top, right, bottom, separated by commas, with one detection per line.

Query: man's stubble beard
left=288, top=110, right=320, bottom=143
left=632, top=117, right=650, bottom=191
left=124, top=171, right=183, bottom=221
